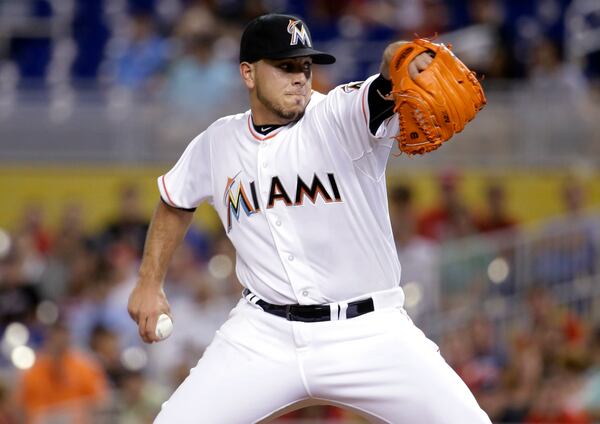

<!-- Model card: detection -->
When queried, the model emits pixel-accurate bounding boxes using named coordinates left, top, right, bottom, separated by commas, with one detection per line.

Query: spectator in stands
left=0, top=377, right=18, bottom=423
left=460, top=316, right=506, bottom=394
left=99, top=240, right=142, bottom=349
left=441, top=327, right=476, bottom=381
left=389, top=184, right=440, bottom=326
left=89, top=324, right=127, bottom=387
left=528, top=37, right=588, bottom=97
left=63, top=239, right=139, bottom=350
left=354, top=0, right=450, bottom=40
left=533, top=176, right=597, bottom=286
left=100, top=184, right=149, bottom=256
left=114, top=370, right=168, bottom=424
left=474, top=180, right=519, bottom=296
left=418, top=170, right=476, bottom=241
left=476, top=180, right=517, bottom=234
left=62, top=255, right=109, bottom=348
left=498, top=331, right=544, bottom=422
left=15, top=320, right=109, bottom=423
left=448, top=317, right=508, bottom=422
left=163, top=5, right=238, bottom=114
left=0, top=247, right=41, bottom=327
left=581, top=326, right=600, bottom=420
left=16, top=202, right=52, bottom=256
left=280, top=404, right=353, bottom=421
left=524, top=370, right=590, bottom=423
left=182, top=224, right=213, bottom=264
left=112, top=11, right=170, bottom=92
left=40, top=202, right=87, bottom=301
left=525, top=287, right=586, bottom=350
left=527, top=36, right=595, bottom=150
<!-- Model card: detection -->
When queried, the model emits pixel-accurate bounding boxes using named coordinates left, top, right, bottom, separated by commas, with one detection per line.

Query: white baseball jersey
left=158, top=74, right=401, bottom=305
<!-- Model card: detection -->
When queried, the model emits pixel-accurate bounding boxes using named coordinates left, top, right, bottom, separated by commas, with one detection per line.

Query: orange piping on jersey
left=247, top=115, right=283, bottom=141
left=161, top=175, right=176, bottom=207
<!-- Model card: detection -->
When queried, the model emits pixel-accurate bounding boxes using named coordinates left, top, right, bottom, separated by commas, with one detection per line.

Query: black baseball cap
left=239, top=14, right=336, bottom=65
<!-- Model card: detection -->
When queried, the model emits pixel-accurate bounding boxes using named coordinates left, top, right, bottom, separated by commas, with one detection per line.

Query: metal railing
left=417, top=211, right=600, bottom=339
left=1, top=82, right=599, bottom=169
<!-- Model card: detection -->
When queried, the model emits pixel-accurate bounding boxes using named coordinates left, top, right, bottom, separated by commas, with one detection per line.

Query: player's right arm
left=128, top=128, right=213, bottom=343
left=128, top=200, right=194, bottom=343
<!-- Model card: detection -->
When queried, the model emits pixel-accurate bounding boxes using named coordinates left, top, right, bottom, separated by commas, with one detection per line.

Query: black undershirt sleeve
left=367, top=75, right=395, bottom=135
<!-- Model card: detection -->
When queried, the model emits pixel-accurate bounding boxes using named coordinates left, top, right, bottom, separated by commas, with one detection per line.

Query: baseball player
left=128, top=13, right=491, bottom=423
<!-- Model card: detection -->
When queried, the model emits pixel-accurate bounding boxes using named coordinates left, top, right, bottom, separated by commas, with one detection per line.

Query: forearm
left=138, top=200, right=194, bottom=288
left=366, top=41, right=410, bottom=134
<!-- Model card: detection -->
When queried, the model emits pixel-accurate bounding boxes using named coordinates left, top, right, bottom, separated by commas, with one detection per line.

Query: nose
left=292, top=70, right=308, bottom=86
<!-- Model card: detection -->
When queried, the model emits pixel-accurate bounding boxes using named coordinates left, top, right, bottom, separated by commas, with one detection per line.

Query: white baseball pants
left=155, top=288, right=491, bottom=423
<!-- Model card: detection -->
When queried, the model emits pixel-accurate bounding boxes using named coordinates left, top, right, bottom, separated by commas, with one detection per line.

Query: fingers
left=127, top=303, right=138, bottom=322
left=416, top=53, right=434, bottom=70
left=141, top=314, right=159, bottom=344
left=128, top=289, right=171, bottom=344
left=408, top=61, right=419, bottom=80
left=136, top=312, right=162, bottom=344
left=409, top=52, right=434, bottom=80
left=140, top=308, right=172, bottom=343
left=138, top=315, right=149, bottom=342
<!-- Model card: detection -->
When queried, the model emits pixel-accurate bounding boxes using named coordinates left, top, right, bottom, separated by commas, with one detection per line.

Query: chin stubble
left=256, top=84, right=305, bottom=122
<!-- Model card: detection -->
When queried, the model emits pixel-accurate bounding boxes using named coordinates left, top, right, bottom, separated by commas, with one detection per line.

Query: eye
left=279, top=63, right=290, bottom=71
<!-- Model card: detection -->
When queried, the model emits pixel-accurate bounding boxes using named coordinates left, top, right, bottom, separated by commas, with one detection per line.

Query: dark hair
left=390, top=185, right=413, bottom=205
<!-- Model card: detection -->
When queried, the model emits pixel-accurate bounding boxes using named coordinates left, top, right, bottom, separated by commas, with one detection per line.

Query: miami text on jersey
left=224, top=171, right=343, bottom=232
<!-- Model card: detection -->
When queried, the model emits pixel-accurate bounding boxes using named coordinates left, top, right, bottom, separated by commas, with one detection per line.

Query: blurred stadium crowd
left=1, top=0, right=599, bottom=96
left=1, top=0, right=600, bottom=423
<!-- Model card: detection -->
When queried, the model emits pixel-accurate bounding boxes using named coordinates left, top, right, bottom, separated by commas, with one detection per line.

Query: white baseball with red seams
left=154, top=313, right=173, bottom=340
left=153, top=73, right=491, bottom=423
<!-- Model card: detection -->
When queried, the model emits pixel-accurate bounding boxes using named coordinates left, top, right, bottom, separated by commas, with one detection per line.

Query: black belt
left=243, top=289, right=375, bottom=323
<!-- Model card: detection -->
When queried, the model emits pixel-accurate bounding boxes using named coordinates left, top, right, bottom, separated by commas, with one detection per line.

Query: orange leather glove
left=388, top=38, right=486, bottom=155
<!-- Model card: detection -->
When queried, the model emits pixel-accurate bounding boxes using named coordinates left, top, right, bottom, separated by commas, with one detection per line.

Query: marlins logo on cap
left=239, top=14, right=335, bottom=64
left=287, top=20, right=312, bottom=47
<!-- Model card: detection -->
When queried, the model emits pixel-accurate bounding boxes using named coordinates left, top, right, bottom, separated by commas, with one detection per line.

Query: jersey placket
left=255, top=138, right=315, bottom=304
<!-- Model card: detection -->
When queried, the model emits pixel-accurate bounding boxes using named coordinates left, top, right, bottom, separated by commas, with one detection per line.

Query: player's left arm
left=366, top=42, right=433, bottom=135
left=315, top=42, right=433, bottom=174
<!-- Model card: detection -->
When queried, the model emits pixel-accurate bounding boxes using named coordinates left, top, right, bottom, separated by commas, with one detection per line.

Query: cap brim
left=266, top=48, right=336, bottom=65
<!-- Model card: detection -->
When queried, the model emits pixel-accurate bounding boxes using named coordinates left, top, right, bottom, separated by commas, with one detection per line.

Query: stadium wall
left=1, top=166, right=599, bottom=231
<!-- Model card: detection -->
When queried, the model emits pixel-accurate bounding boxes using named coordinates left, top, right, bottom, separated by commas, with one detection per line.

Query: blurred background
left=0, top=0, right=600, bottom=423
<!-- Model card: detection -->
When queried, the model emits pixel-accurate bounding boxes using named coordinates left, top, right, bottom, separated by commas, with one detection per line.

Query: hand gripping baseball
left=387, top=38, right=487, bottom=155
left=127, top=283, right=172, bottom=343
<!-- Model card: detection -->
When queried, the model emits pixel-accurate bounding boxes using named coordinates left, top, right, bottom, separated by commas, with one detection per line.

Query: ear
left=240, top=62, right=255, bottom=90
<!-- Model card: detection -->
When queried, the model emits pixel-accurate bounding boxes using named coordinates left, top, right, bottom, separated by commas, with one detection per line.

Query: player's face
left=254, top=57, right=313, bottom=123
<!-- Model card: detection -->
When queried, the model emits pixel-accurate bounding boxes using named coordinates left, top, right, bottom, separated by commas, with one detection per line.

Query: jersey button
left=276, top=220, right=282, bottom=226
left=262, top=162, right=268, bottom=168
left=288, top=254, right=294, bottom=261
left=302, top=290, right=309, bottom=297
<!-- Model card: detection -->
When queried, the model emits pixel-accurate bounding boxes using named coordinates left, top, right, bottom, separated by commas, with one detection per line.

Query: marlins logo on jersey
left=287, top=19, right=312, bottom=47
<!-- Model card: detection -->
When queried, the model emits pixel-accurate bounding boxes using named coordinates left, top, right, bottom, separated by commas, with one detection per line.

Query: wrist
left=137, top=273, right=164, bottom=289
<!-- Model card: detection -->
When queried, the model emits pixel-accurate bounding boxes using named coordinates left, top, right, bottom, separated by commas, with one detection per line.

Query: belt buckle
left=285, top=305, right=293, bottom=321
